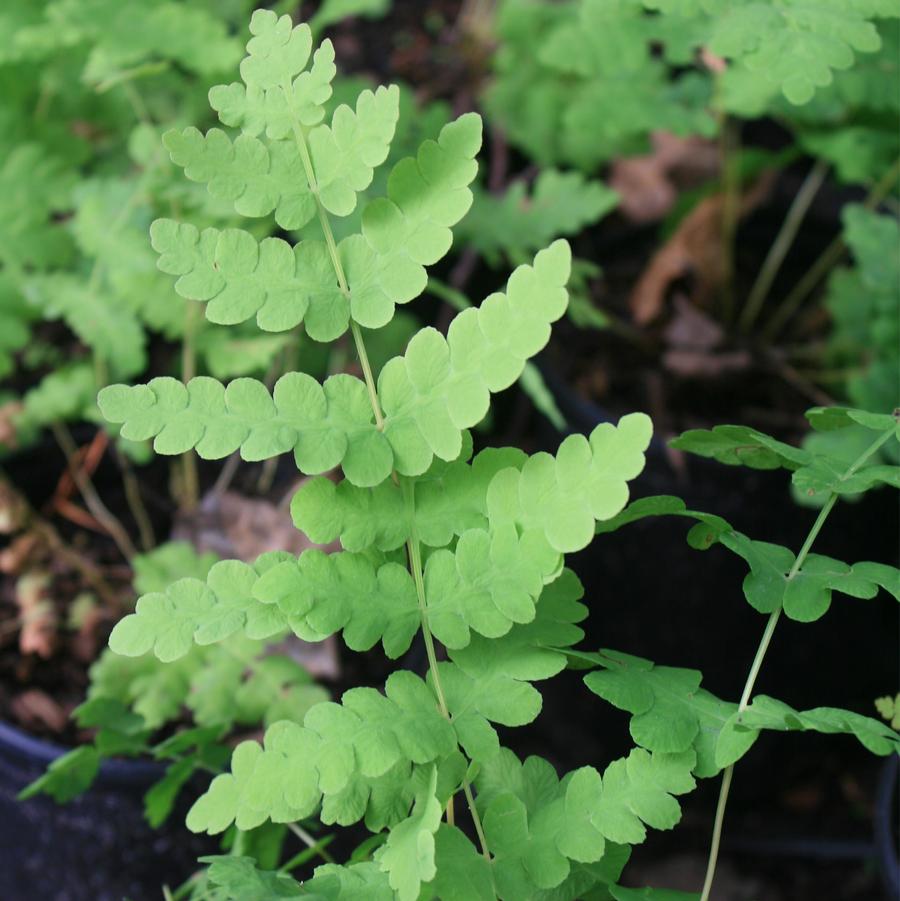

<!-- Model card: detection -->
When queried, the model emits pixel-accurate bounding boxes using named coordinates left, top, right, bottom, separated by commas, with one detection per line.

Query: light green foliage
left=0, top=143, right=74, bottom=270
left=186, top=671, right=456, bottom=834
left=109, top=550, right=422, bottom=660
left=25, top=274, right=147, bottom=378
left=794, top=22, right=900, bottom=182
left=291, top=438, right=526, bottom=553
left=424, top=825, right=496, bottom=901
left=375, top=767, right=442, bottom=900
left=672, top=406, right=900, bottom=503
left=439, top=570, right=587, bottom=762
left=823, top=207, right=900, bottom=425
left=163, top=127, right=318, bottom=230
left=309, top=0, right=392, bottom=36
left=100, top=241, right=571, bottom=485
left=204, top=854, right=397, bottom=900
left=18, top=746, right=101, bottom=804
left=875, top=694, right=900, bottom=730
left=489, top=0, right=895, bottom=176
left=488, top=0, right=714, bottom=170
left=204, top=856, right=303, bottom=899
left=582, top=650, right=741, bottom=777
left=461, top=170, right=618, bottom=265
left=716, top=696, right=900, bottom=766
left=131, top=540, right=219, bottom=594
left=487, top=413, right=653, bottom=553
left=709, top=0, right=885, bottom=105
left=75, top=8, right=900, bottom=897
left=0, top=276, right=38, bottom=379
left=474, top=747, right=695, bottom=899
left=18, top=0, right=242, bottom=84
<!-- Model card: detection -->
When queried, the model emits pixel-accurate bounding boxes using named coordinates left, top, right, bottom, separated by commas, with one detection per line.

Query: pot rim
left=0, top=718, right=164, bottom=786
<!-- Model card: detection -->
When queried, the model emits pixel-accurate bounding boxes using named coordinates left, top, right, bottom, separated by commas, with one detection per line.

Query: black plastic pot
left=0, top=720, right=216, bottom=901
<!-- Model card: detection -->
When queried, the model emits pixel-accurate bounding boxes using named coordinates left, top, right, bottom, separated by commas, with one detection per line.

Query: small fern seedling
left=94, top=11, right=685, bottom=898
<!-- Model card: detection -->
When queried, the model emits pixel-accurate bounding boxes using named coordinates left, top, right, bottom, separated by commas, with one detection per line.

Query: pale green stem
left=764, top=156, right=900, bottom=341
left=181, top=300, right=200, bottom=511
left=115, top=448, right=156, bottom=551
left=740, top=160, right=829, bottom=334
left=286, top=821, right=335, bottom=864
left=281, top=80, right=496, bottom=845
left=402, top=480, right=456, bottom=826
left=698, top=427, right=895, bottom=900
left=51, top=422, right=137, bottom=561
left=463, top=780, right=491, bottom=864
left=281, top=78, right=385, bottom=430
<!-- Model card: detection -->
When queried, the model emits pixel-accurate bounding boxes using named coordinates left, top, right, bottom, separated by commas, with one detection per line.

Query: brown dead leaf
left=174, top=486, right=341, bottom=677
left=0, top=532, right=44, bottom=574
left=15, top=572, right=57, bottom=658
left=174, top=488, right=332, bottom=560
left=630, top=173, right=774, bottom=324
left=663, top=348, right=752, bottom=378
left=10, top=689, right=68, bottom=734
left=0, top=477, right=30, bottom=534
left=610, top=132, right=720, bottom=223
left=663, top=295, right=725, bottom=351
left=0, top=401, right=22, bottom=450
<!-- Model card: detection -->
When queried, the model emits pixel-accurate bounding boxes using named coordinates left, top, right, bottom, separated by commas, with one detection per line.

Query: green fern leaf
left=187, top=671, right=454, bottom=834
left=425, top=825, right=496, bottom=901
left=0, top=144, right=74, bottom=270
left=291, top=442, right=525, bottom=552
left=25, top=275, right=146, bottom=378
left=582, top=650, right=741, bottom=777
left=99, top=243, right=573, bottom=484
left=150, top=220, right=348, bottom=339
left=375, top=766, right=442, bottom=901
left=109, top=548, right=422, bottom=661
left=310, top=0, right=392, bottom=36
left=716, top=696, right=900, bottom=767
left=709, top=1, right=884, bottom=105
left=461, top=169, right=618, bottom=265
left=475, top=746, right=695, bottom=897
left=487, top=412, right=653, bottom=554
left=203, top=855, right=303, bottom=899
left=438, top=570, right=587, bottom=762
left=163, top=127, right=316, bottom=229
left=377, top=239, right=571, bottom=468
left=423, top=525, right=560, bottom=649
left=309, top=85, right=400, bottom=216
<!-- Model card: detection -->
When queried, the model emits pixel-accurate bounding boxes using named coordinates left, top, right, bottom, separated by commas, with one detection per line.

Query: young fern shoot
left=96, top=11, right=683, bottom=899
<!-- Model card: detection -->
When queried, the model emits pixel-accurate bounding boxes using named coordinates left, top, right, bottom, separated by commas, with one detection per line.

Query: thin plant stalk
left=764, top=155, right=900, bottom=341
left=286, top=822, right=336, bottom=864
left=281, top=84, right=494, bottom=851
left=698, top=428, right=895, bottom=900
left=739, top=160, right=829, bottom=334
left=180, top=299, right=200, bottom=511
left=715, top=89, right=741, bottom=325
left=114, top=447, right=155, bottom=551
left=51, top=422, right=137, bottom=561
